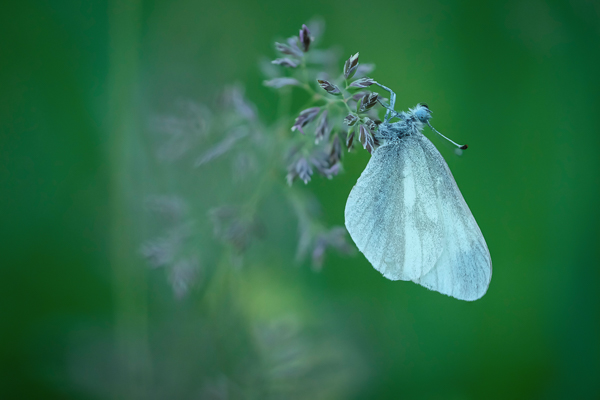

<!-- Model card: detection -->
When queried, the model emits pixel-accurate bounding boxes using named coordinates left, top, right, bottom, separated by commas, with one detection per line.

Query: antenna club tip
left=460, top=144, right=468, bottom=150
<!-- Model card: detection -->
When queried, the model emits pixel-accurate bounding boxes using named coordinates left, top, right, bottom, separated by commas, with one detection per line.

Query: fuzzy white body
left=345, top=105, right=492, bottom=301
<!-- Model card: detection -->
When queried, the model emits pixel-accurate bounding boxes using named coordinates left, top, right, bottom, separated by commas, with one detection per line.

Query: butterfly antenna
left=427, top=122, right=468, bottom=150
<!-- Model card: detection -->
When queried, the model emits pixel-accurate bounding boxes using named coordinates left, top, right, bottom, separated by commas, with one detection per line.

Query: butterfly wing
left=345, top=138, right=444, bottom=282
left=413, top=134, right=492, bottom=301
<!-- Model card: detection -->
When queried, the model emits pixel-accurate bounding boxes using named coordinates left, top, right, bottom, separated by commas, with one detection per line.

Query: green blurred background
left=2, top=0, right=599, bottom=398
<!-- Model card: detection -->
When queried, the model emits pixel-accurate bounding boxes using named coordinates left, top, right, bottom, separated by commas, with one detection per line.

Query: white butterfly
left=345, top=84, right=491, bottom=301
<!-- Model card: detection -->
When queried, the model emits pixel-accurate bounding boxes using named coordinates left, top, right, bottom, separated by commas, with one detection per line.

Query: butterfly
left=344, top=84, right=492, bottom=301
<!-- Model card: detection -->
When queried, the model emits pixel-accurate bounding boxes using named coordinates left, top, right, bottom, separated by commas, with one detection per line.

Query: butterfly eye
left=420, top=103, right=430, bottom=110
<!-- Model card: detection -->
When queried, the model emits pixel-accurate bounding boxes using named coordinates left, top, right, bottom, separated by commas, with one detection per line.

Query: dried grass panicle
left=142, top=21, right=386, bottom=296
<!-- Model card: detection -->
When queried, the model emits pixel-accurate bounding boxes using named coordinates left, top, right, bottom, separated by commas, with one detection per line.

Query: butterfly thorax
left=374, top=109, right=427, bottom=145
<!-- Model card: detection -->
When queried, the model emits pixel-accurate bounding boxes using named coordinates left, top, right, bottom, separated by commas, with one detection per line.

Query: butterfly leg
left=377, top=99, right=399, bottom=123
left=374, top=82, right=398, bottom=122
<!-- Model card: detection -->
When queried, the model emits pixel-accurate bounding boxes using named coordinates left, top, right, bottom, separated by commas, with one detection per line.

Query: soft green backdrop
left=1, top=0, right=599, bottom=399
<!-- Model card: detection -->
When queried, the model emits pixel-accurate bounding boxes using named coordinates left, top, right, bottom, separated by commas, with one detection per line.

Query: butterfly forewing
left=345, top=134, right=491, bottom=301
left=345, top=138, right=444, bottom=282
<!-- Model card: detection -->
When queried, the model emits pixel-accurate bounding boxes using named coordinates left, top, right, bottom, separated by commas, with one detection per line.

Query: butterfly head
left=412, top=103, right=432, bottom=123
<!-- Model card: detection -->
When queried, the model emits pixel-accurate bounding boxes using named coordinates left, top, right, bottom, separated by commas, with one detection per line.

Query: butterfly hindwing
left=414, top=134, right=492, bottom=300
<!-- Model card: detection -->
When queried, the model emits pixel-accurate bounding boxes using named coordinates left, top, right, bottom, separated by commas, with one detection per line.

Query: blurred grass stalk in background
left=107, top=0, right=151, bottom=396
left=101, top=6, right=365, bottom=398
